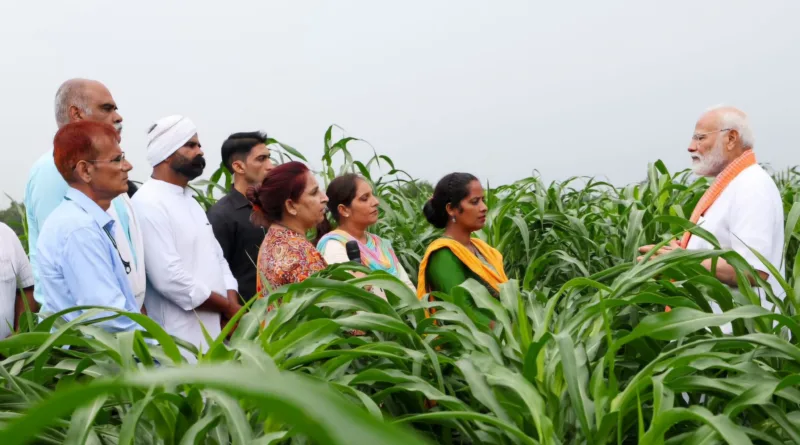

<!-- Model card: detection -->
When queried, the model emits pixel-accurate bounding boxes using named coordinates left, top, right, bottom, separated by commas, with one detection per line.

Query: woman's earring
left=451, top=216, right=456, bottom=223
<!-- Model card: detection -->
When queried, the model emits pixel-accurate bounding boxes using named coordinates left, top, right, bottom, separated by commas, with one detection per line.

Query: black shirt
left=207, top=188, right=265, bottom=300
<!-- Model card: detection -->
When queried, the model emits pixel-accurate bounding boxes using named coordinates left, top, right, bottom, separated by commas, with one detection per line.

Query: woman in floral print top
left=258, top=224, right=326, bottom=290
left=246, top=162, right=330, bottom=297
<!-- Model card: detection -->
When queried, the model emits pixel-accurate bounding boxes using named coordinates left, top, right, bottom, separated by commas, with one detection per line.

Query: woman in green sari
left=417, top=173, right=508, bottom=324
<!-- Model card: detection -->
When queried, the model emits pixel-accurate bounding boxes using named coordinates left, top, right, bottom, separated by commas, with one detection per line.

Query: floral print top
left=256, top=224, right=327, bottom=295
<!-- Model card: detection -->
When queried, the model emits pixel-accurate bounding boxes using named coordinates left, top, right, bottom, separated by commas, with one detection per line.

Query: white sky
left=1, top=1, right=798, bottom=207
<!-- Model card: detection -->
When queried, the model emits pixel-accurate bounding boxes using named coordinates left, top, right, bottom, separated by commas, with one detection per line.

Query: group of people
left=0, top=77, right=785, bottom=352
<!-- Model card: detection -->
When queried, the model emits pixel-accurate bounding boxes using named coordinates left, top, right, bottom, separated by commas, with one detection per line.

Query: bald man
left=639, top=105, right=785, bottom=316
left=23, top=79, right=146, bottom=312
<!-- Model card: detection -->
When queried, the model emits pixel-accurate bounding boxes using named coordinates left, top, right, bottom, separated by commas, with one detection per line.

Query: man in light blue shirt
left=25, top=78, right=146, bottom=308
left=37, top=120, right=139, bottom=332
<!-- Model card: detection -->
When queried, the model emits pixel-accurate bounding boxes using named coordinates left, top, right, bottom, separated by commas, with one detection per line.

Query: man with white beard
left=24, top=79, right=147, bottom=313
left=639, top=105, right=785, bottom=318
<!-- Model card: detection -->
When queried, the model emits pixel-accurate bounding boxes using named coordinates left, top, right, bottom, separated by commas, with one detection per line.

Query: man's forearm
left=14, top=287, right=37, bottom=332
left=701, top=258, right=767, bottom=287
left=198, top=292, right=233, bottom=316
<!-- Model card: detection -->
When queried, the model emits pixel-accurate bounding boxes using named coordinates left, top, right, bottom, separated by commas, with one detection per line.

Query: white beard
left=692, top=138, right=727, bottom=177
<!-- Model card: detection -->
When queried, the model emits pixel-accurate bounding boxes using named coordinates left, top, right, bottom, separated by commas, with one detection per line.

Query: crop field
left=1, top=126, right=799, bottom=444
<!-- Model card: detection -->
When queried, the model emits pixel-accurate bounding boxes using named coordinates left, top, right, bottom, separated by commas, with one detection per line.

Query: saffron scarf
left=679, top=150, right=757, bottom=248
left=416, top=237, right=508, bottom=300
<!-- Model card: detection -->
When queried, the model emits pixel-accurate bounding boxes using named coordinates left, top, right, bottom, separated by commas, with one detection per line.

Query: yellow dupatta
left=416, top=237, right=509, bottom=300
left=679, top=150, right=757, bottom=248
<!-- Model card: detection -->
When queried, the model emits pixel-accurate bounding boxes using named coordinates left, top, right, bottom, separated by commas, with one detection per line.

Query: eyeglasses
left=692, top=129, right=731, bottom=142
left=86, top=152, right=127, bottom=169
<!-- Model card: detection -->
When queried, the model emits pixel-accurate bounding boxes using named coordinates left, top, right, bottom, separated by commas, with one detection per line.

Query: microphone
left=345, top=240, right=362, bottom=264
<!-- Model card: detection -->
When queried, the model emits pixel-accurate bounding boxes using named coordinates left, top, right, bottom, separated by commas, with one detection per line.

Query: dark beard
left=170, top=154, right=206, bottom=180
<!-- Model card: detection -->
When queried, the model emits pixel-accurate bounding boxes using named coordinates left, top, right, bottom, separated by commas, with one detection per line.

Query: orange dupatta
left=679, top=150, right=757, bottom=248
left=416, top=238, right=509, bottom=301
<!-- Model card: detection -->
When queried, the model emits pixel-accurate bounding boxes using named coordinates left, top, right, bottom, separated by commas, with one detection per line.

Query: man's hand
left=637, top=239, right=682, bottom=262
left=225, top=291, right=243, bottom=320
left=221, top=291, right=243, bottom=336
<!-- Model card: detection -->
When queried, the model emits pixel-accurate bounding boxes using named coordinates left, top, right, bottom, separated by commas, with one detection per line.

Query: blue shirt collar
left=65, top=187, right=114, bottom=230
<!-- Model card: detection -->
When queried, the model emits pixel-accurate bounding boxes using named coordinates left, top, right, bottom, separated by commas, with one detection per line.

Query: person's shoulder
left=732, top=164, right=780, bottom=195
left=29, top=151, right=55, bottom=172
left=429, top=245, right=459, bottom=261
left=0, top=222, right=17, bottom=241
left=39, top=201, right=93, bottom=239
left=207, top=194, right=233, bottom=217
left=131, top=181, right=165, bottom=207
left=25, top=153, right=65, bottom=193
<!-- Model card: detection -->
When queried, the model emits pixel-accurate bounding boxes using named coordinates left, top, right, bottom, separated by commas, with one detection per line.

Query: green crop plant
left=1, top=125, right=798, bottom=444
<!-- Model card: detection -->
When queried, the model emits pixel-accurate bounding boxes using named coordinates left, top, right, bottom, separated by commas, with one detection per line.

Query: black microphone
left=345, top=240, right=362, bottom=264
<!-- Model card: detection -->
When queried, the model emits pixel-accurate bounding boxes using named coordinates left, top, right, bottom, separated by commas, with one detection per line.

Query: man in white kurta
left=133, top=115, right=241, bottom=360
left=684, top=163, right=784, bottom=310
left=640, top=105, right=785, bottom=324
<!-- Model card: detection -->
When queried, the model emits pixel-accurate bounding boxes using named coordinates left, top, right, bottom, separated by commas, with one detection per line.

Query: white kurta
left=0, top=222, right=34, bottom=339
left=132, top=179, right=237, bottom=360
left=686, top=164, right=785, bottom=313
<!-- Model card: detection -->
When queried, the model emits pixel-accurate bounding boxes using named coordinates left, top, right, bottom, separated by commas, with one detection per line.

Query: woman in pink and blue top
left=315, top=174, right=414, bottom=294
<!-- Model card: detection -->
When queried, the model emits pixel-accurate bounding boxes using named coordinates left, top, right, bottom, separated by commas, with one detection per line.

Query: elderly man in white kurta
left=640, top=105, right=785, bottom=320
left=132, top=115, right=242, bottom=360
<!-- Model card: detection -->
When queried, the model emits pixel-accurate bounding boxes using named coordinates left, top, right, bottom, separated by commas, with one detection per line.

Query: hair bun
left=423, top=198, right=448, bottom=229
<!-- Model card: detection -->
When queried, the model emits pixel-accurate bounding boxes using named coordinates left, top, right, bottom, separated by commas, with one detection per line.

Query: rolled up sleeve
left=135, top=202, right=210, bottom=310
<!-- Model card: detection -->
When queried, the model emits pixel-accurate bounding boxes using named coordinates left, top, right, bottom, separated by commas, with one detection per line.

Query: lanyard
left=103, top=226, right=132, bottom=275
left=65, top=196, right=131, bottom=275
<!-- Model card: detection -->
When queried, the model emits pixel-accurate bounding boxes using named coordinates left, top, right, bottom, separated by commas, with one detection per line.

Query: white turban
left=146, top=115, right=197, bottom=167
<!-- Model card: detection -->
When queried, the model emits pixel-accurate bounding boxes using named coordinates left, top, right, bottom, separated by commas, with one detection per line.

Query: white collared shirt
left=132, top=179, right=237, bottom=360
left=686, top=164, right=785, bottom=311
left=0, top=223, right=33, bottom=338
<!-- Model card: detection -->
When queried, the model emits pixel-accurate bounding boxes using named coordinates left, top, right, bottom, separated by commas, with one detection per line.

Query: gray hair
left=54, top=79, right=93, bottom=128
left=705, top=104, right=755, bottom=149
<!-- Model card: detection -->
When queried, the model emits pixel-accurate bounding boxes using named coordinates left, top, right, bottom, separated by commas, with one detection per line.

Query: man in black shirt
left=207, top=131, right=274, bottom=300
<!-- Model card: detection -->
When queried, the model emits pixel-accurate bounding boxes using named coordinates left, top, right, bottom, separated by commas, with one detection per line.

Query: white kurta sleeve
left=320, top=241, right=351, bottom=265
left=3, top=224, right=33, bottom=288
left=134, top=201, right=211, bottom=310
left=729, top=181, right=783, bottom=277
left=395, top=262, right=416, bottom=291
left=212, top=232, right=238, bottom=292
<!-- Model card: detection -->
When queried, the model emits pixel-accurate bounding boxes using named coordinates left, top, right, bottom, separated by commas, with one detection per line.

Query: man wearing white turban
left=132, top=115, right=242, bottom=361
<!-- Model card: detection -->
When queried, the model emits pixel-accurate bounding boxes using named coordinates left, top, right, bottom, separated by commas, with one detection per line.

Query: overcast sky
left=1, top=1, right=798, bottom=207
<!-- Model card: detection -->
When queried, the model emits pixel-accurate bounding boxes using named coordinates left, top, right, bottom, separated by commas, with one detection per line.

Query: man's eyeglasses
left=692, top=129, right=731, bottom=142
left=85, top=152, right=127, bottom=169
